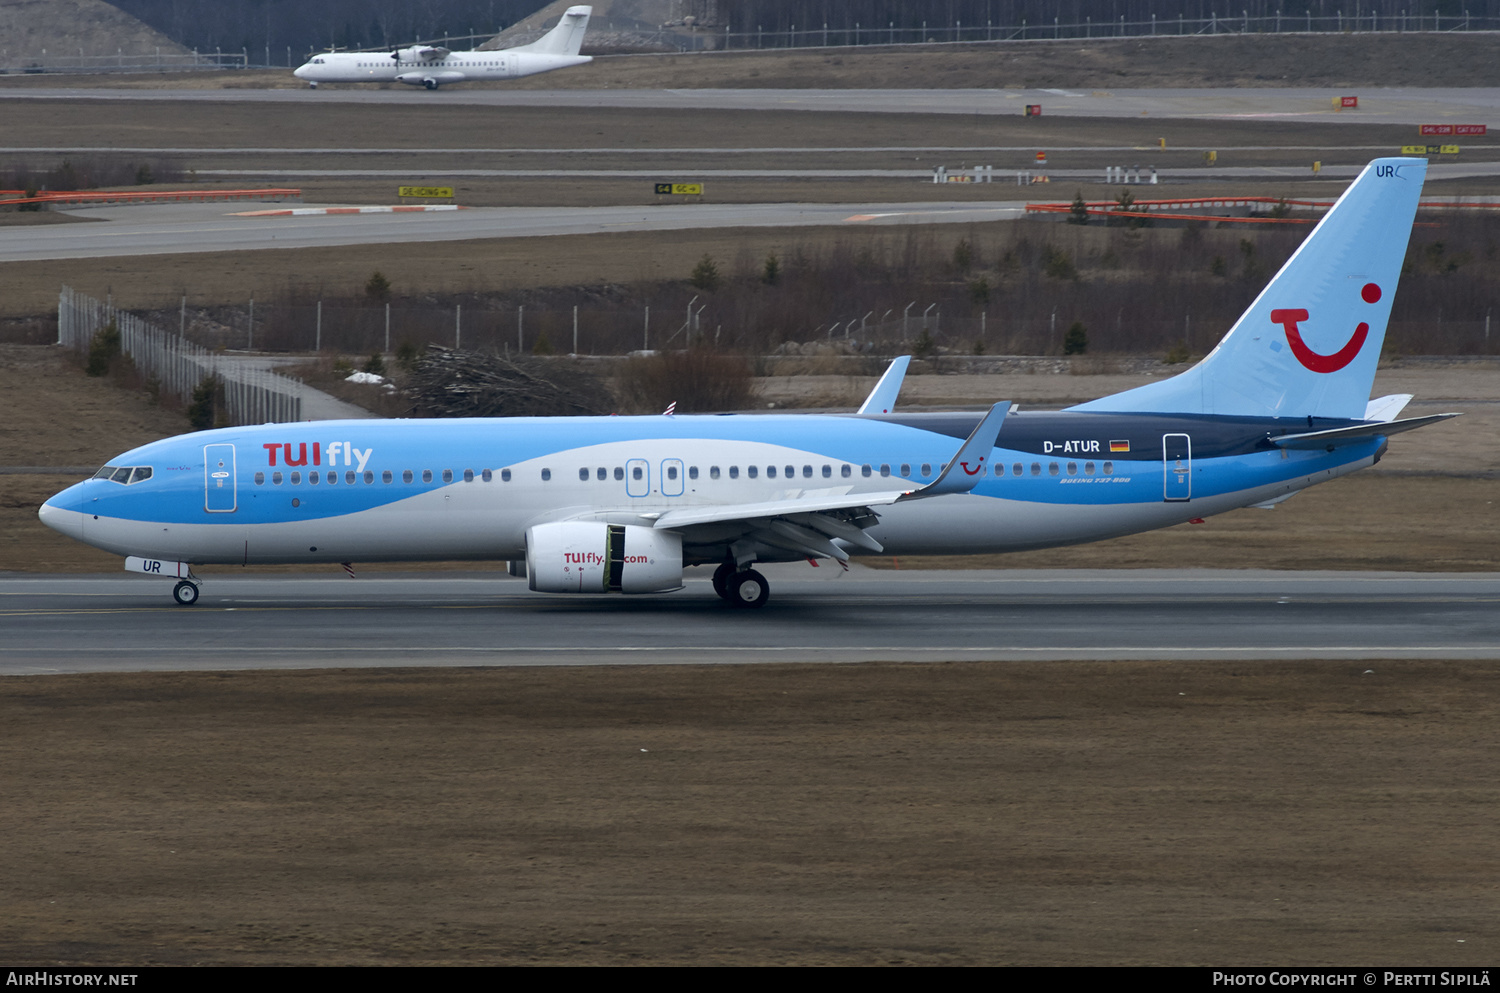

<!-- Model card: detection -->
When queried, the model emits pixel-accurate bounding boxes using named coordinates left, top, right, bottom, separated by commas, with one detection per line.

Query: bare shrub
left=404, top=348, right=613, bottom=418
left=615, top=349, right=754, bottom=414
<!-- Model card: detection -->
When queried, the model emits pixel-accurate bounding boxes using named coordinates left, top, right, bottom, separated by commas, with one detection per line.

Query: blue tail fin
left=1072, top=158, right=1427, bottom=419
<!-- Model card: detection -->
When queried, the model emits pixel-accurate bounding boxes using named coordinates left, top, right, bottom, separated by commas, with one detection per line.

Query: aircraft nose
left=38, top=486, right=86, bottom=541
left=293, top=65, right=309, bottom=78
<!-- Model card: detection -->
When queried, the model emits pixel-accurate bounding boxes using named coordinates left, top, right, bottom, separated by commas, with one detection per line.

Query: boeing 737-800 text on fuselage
left=294, top=6, right=591, bottom=89
left=41, top=160, right=1456, bottom=608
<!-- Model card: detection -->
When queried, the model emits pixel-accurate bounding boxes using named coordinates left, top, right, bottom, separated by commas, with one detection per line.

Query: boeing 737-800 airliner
left=40, top=159, right=1455, bottom=608
left=294, top=6, right=591, bottom=89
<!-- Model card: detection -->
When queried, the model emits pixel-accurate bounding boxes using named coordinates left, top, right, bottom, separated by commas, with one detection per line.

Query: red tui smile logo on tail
left=1271, top=283, right=1381, bottom=373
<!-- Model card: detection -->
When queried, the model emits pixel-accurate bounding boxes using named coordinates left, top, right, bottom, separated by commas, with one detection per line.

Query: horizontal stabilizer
left=1270, top=412, right=1459, bottom=449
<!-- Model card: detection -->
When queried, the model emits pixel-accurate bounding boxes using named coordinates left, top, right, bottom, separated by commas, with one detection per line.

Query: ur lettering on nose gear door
left=204, top=444, right=236, bottom=512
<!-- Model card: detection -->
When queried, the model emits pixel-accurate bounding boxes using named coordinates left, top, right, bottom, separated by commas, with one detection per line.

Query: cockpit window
left=94, top=465, right=154, bottom=484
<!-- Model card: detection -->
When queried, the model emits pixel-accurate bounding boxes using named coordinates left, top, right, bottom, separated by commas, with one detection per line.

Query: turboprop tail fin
left=510, top=6, right=592, bottom=56
left=1072, top=157, right=1427, bottom=420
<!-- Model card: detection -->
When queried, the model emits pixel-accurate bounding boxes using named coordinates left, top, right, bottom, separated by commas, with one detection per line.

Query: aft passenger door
left=204, top=443, right=237, bottom=512
left=1162, top=433, right=1191, bottom=502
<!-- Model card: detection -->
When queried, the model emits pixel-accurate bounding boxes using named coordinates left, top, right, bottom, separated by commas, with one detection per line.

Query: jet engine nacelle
left=526, top=522, right=682, bottom=594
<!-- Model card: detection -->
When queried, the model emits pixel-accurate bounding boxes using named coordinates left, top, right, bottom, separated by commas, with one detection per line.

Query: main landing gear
left=712, top=562, right=770, bottom=609
left=172, top=580, right=200, bottom=606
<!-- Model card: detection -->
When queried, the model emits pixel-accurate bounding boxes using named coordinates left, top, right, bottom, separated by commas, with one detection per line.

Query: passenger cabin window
left=614, top=467, right=624, bottom=481
left=403, top=470, right=414, bottom=483
left=383, top=470, right=393, bottom=484
left=442, top=469, right=453, bottom=483
left=729, top=466, right=739, bottom=479
left=482, top=469, right=493, bottom=482
left=254, top=472, right=265, bottom=485
left=501, top=468, right=512, bottom=482
left=579, top=468, right=590, bottom=481
left=463, top=469, right=474, bottom=483
left=747, top=466, right=757, bottom=479
left=710, top=466, right=720, bottom=480
left=541, top=468, right=552, bottom=481
left=689, top=466, right=699, bottom=480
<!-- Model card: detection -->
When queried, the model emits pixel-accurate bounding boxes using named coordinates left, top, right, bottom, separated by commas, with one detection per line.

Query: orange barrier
left=0, top=188, right=301, bottom=208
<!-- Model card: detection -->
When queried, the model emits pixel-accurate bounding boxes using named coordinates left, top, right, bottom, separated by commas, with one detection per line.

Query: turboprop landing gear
left=307, top=81, right=318, bottom=89
left=172, top=580, right=200, bottom=606
left=423, top=78, right=439, bottom=90
left=726, top=569, right=769, bottom=609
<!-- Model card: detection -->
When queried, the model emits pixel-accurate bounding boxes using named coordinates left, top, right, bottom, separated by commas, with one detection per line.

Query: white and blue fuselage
left=40, top=409, right=1378, bottom=566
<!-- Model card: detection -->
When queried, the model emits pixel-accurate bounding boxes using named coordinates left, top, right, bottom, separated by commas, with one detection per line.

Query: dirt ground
left=1, top=660, right=1496, bottom=966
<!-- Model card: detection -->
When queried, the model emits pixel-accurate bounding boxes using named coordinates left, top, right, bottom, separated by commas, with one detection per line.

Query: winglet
left=900, top=402, right=1008, bottom=500
left=857, top=355, right=910, bottom=415
left=1364, top=394, right=1413, bottom=423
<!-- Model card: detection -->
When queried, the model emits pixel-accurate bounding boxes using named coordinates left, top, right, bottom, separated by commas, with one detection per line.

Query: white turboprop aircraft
left=294, top=5, right=592, bottom=90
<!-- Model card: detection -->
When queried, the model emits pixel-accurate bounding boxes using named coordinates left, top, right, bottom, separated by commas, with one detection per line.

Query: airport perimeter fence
left=707, top=10, right=1496, bottom=49
left=164, top=296, right=1500, bottom=363
left=0, top=50, right=249, bottom=76
left=58, top=287, right=302, bottom=426
left=323, top=9, right=1500, bottom=61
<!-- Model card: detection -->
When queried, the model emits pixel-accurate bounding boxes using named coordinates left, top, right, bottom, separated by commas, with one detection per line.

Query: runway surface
left=0, top=201, right=1029, bottom=262
left=6, top=86, right=1499, bottom=123
left=3, top=567, right=1496, bottom=674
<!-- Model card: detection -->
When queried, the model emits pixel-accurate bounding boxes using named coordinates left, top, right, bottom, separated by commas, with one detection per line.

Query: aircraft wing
left=645, top=402, right=1009, bottom=563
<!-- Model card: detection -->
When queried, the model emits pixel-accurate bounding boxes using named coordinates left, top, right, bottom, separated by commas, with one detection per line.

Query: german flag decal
left=1109, top=440, right=1130, bottom=453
